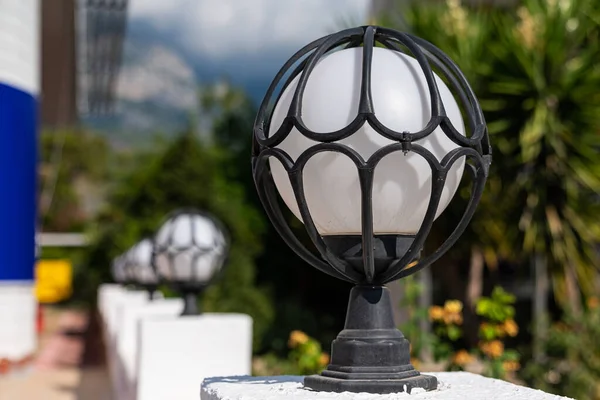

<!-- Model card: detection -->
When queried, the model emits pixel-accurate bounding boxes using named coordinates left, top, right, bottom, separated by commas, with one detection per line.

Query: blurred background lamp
left=252, top=26, right=491, bottom=394
left=111, top=255, right=128, bottom=285
left=127, top=238, right=159, bottom=300
left=153, top=209, right=229, bottom=316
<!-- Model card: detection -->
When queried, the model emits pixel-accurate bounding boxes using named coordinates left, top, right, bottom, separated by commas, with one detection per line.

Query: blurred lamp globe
left=153, top=209, right=228, bottom=315
left=110, top=255, right=128, bottom=285
left=127, top=238, right=159, bottom=300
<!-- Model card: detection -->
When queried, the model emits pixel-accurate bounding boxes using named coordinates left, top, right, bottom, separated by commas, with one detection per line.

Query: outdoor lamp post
left=153, top=209, right=229, bottom=316
left=127, top=239, right=159, bottom=300
left=252, top=26, right=491, bottom=394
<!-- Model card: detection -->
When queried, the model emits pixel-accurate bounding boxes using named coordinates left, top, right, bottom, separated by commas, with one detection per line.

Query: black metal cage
left=252, top=25, right=491, bottom=287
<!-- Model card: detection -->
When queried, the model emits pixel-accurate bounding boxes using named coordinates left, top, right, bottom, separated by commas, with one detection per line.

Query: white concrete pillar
left=137, top=313, right=253, bottom=400
left=116, top=298, right=184, bottom=400
left=0, top=0, right=40, bottom=361
left=201, top=372, right=573, bottom=400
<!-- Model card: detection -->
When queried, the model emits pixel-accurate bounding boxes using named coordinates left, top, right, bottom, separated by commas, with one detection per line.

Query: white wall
left=0, top=0, right=39, bottom=362
left=137, top=314, right=253, bottom=400
left=0, top=0, right=40, bottom=94
left=0, top=283, right=36, bottom=359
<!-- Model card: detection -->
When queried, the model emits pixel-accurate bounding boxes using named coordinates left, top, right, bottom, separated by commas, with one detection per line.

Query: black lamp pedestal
left=144, top=284, right=158, bottom=301
left=181, top=291, right=201, bottom=316
left=304, top=285, right=437, bottom=394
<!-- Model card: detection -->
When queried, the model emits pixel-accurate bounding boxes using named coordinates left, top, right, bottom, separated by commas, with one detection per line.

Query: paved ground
left=0, top=306, right=111, bottom=400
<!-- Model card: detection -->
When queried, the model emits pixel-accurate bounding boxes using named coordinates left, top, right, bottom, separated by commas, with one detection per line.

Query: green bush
left=81, top=132, right=274, bottom=350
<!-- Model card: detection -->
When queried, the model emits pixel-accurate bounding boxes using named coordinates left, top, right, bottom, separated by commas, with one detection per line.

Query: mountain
left=83, top=19, right=283, bottom=144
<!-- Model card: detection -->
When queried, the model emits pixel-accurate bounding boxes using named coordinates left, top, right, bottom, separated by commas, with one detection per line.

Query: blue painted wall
left=0, top=83, right=37, bottom=281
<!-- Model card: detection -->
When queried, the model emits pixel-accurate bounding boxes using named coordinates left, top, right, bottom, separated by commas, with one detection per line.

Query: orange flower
left=288, top=330, right=309, bottom=348
left=319, top=353, right=330, bottom=366
left=480, top=340, right=504, bottom=359
left=411, top=357, right=421, bottom=369
left=502, top=360, right=521, bottom=372
left=495, top=324, right=507, bottom=338
left=444, top=300, right=463, bottom=314
left=443, top=312, right=463, bottom=325
left=428, top=306, right=445, bottom=322
left=452, top=350, right=475, bottom=366
left=587, top=297, right=599, bottom=310
left=503, top=319, right=519, bottom=337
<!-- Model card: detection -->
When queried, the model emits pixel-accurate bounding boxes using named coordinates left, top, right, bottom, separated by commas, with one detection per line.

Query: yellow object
left=502, top=319, right=519, bottom=337
left=502, top=360, right=521, bottom=372
left=444, top=299, right=463, bottom=314
left=288, top=330, right=309, bottom=348
left=452, top=349, right=475, bottom=366
left=428, top=305, right=444, bottom=322
left=480, top=340, right=505, bottom=359
left=35, top=260, right=73, bottom=303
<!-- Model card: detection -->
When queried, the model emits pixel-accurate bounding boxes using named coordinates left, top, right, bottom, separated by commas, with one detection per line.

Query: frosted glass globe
left=111, top=256, right=127, bottom=283
left=154, top=213, right=226, bottom=283
left=269, top=47, right=465, bottom=235
left=129, top=239, right=157, bottom=284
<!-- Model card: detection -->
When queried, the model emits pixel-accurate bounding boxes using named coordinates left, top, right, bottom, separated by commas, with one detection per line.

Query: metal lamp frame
left=252, top=26, right=491, bottom=394
left=152, top=208, right=230, bottom=316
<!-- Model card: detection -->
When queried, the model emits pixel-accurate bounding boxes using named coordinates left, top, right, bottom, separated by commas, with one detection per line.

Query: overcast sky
left=107, top=0, right=372, bottom=132
left=128, top=0, right=371, bottom=60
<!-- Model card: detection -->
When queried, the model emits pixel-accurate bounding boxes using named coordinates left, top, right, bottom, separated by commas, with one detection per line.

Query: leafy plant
left=287, top=330, right=330, bottom=375
left=522, top=298, right=600, bottom=400
left=82, top=133, right=274, bottom=350
left=398, top=275, right=436, bottom=362
left=476, top=287, right=520, bottom=379
left=379, top=0, right=600, bottom=313
left=429, top=299, right=465, bottom=363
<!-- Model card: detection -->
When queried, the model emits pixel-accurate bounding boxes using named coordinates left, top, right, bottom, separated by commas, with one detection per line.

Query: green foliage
left=476, top=286, right=520, bottom=379
left=200, top=81, right=351, bottom=354
left=428, top=300, right=465, bottom=363
left=39, top=130, right=110, bottom=231
left=398, top=276, right=436, bottom=360
left=379, top=0, right=600, bottom=312
left=288, top=331, right=329, bottom=375
left=480, top=0, right=600, bottom=307
left=253, top=330, right=329, bottom=376
left=476, top=286, right=516, bottom=323
left=522, top=300, right=600, bottom=400
left=82, top=132, right=274, bottom=349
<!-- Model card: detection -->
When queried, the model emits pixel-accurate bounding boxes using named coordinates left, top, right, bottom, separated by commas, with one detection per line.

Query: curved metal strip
left=373, top=36, right=479, bottom=147
left=253, top=153, right=354, bottom=282
left=254, top=35, right=331, bottom=144
left=367, top=112, right=442, bottom=143
left=289, top=29, right=369, bottom=143
left=294, top=114, right=369, bottom=144
left=359, top=168, right=376, bottom=283
left=407, top=34, right=489, bottom=153
left=367, top=142, right=443, bottom=171
left=383, top=155, right=487, bottom=282
left=370, top=144, right=447, bottom=282
left=265, top=37, right=358, bottom=138
left=291, top=144, right=367, bottom=281
left=408, top=43, right=479, bottom=145
left=359, top=26, right=376, bottom=115
left=293, top=142, right=367, bottom=171
left=288, top=170, right=363, bottom=282
left=376, top=28, right=443, bottom=121
left=290, top=27, right=364, bottom=119
left=439, top=146, right=481, bottom=170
